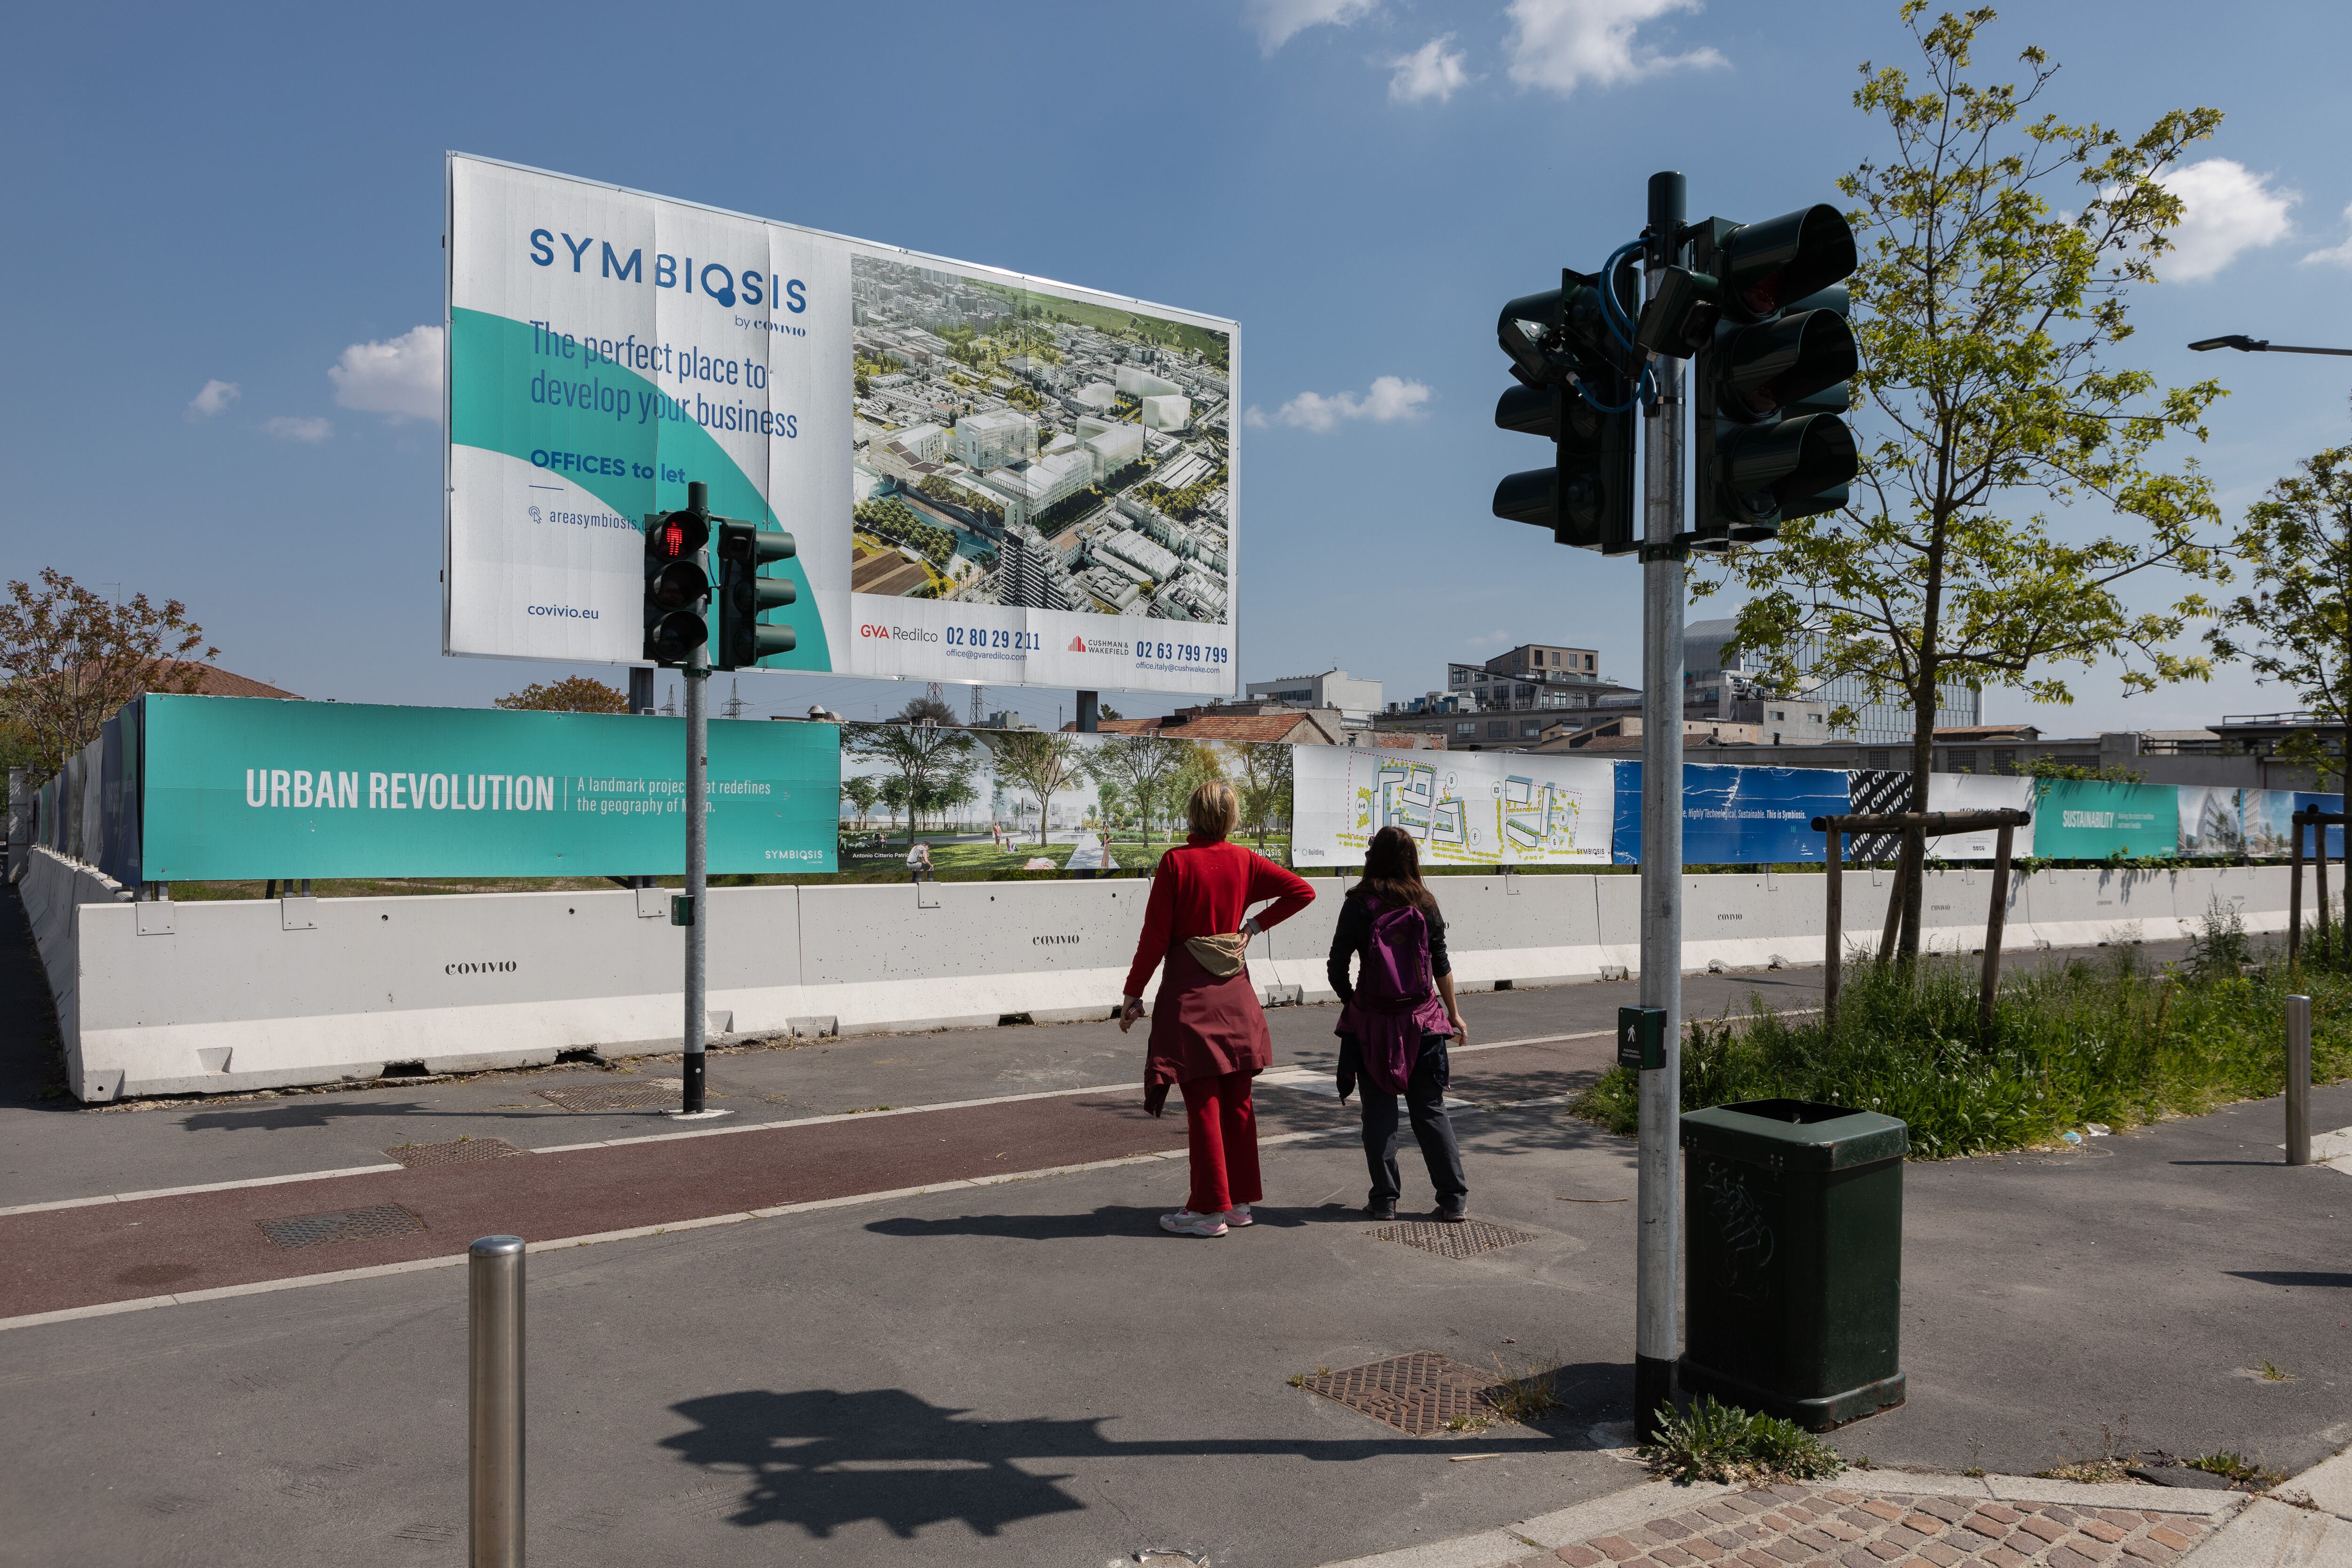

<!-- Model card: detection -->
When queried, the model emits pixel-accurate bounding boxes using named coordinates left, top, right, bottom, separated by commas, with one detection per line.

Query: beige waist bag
left=1184, top=933, right=1248, bottom=978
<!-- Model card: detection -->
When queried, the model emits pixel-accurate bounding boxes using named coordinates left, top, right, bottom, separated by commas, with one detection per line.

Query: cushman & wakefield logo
left=1069, top=635, right=1131, bottom=657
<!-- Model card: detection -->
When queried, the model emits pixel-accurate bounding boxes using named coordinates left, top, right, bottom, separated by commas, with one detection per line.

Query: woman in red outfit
left=1120, top=779, right=1316, bottom=1237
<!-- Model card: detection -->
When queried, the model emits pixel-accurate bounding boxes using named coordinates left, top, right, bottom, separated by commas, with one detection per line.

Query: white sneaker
left=1225, top=1204, right=1254, bottom=1227
left=1158, top=1209, right=1229, bottom=1237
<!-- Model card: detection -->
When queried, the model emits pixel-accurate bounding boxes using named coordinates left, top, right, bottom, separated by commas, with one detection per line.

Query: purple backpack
left=1344, top=896, right=1453, bottom=1095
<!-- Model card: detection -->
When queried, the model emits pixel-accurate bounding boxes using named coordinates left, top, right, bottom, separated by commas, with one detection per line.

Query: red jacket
left=1123, top=835, right=1316, bottom=998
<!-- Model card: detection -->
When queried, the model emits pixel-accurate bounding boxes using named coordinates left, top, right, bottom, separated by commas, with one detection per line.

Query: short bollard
left=2287, top=995, right=2312, bottom=1168
left=469, top=1235, right=525, bottom=1568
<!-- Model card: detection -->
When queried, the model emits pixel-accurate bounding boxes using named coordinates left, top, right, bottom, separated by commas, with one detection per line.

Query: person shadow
left=660, top=1372, right=1628, bottom=1539
left=863, top=1204, right=1343, bottom=1241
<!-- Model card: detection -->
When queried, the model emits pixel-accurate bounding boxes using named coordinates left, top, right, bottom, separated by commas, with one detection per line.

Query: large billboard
left=140, top=696, right=838, bottom=880
left=444, top=154, right=1238, bottom=696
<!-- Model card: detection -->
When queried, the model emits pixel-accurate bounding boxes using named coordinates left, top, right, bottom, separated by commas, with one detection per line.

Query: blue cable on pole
left=1573, top=239, right=1655, bottom=414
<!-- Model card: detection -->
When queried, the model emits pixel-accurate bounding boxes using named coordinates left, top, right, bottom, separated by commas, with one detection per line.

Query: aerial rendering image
left=849, top=254, right=1232, bottom=623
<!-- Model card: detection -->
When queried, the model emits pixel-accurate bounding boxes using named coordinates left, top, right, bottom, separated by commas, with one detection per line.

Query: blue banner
left=1611, top=764, right=1853, bottom=866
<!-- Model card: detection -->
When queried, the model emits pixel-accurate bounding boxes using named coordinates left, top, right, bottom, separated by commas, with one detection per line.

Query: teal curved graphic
left=450, top=306, right=827, bottom=671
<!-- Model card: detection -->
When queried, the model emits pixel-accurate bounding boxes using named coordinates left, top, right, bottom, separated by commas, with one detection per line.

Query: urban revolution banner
left=445, top=154, right=1239, bottom=696
left=139, top=695, right=838, bottom=880
left=1611, top=763, right=1855, bottom=865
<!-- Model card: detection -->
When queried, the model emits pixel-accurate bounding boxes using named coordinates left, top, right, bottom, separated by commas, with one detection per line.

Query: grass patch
left=1571, top=906, right=2352, bottom=1159
left=1485, top=1356, right=1567, bottom=1425
left=1639, top=1397, right=1843, bottom=1485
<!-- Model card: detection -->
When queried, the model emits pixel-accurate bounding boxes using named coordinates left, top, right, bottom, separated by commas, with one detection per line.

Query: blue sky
left=6, top=0, right=2349, bottom=735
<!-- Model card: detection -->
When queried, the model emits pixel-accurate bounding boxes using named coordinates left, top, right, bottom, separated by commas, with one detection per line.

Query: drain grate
left=382, top=1138, right=520, bottom=1168
left=256, top=1203, right=427, bottom=1250
left=535, top=1078, right=683, bottom=1113
left=1301, top=1352, right=1502, bottom=1436
left=1370, top=1219, right=1542, bottom=1259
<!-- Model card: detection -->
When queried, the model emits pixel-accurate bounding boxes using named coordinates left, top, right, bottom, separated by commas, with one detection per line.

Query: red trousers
left=1180, top=1069, right=1262, bottom=1214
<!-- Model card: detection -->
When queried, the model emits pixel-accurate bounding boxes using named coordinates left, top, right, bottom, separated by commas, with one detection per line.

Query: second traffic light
left=713, top=520, right=798, bottom=671
left=1490, top=266, right=1638, bottom=554
left=1638, top=203, right=1860, bottom=547
left=643, top=485, right=712, bottom=667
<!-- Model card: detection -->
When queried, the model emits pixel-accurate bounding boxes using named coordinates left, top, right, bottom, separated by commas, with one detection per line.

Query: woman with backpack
left=1120, top=779, right=1317, bottom=1237
left=1328, top=825, right=1470, bottom=1222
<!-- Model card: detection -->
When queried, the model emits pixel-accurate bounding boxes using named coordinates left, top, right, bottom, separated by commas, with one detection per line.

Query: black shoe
left=1435, top=1202, right=1470, bottom=1223
left=1364, top=1199, right=1398, bottom=1220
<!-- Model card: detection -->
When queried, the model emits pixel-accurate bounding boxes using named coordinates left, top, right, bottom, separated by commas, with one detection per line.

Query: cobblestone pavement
left=1494, top=1483, right=2217, bottom=1568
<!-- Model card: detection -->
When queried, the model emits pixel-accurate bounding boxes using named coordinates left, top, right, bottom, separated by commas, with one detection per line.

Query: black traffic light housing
left=1491, top=265, right=1638, bottom=554
left=643, top=482, right=712, bottom=666
left=713, top=520, right=798, bottom=671
left=1641, top=206, right=1859, bottom=549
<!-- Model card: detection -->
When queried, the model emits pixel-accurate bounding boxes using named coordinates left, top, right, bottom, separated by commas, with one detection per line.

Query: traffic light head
left=1492, top=264, right=1639, bottom=554
left=713, top=519, right=798, bottom=670
left=1687, top=210, right=1860, bottom=548
left=643, top=483, right=712, bottom=666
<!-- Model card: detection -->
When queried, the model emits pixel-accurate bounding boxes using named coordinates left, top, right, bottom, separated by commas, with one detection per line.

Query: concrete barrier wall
left=23, top=858, right=2308, bottom=1101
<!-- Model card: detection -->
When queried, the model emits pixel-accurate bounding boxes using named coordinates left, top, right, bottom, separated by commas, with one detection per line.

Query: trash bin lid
left=1679, top=1098, right=1907, bottom=1170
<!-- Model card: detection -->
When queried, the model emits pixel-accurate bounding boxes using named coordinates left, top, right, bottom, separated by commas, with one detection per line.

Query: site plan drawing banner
left=1289, top=747, right=1614, bottom=868
left=445, top=154, right=1239, bottom=696
left=140, top=695, right=838, bottom=880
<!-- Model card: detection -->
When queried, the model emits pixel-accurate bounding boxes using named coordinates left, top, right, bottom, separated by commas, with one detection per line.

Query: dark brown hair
left=1352, top=825, right=1437, bottom=913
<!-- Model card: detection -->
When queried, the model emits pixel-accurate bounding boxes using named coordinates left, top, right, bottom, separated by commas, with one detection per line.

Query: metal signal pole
left=1635, top=169, right=1688, bottom=1440
left=682, top=638, right=709, bottom=1114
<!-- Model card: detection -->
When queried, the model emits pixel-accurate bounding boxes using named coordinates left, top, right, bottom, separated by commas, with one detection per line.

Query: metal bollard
left=469, top=1236, right=526, bottom=1568
left=2286, top=996, right=2313, bottom=1168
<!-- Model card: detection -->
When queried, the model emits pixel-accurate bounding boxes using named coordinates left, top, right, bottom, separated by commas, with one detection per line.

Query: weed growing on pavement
left=1570, top=928, right=2352, bottom=1158
left=1638, top=1397, right=1843, bottom=1486
left=2188, top=1451, right=2285, bottom=1487
left=2260, top=1361, right=2292, bottom=1382
left=2040, top=1416, right=2136, bottom=1483
left=1485, top=1357, right=1566, bottom=1425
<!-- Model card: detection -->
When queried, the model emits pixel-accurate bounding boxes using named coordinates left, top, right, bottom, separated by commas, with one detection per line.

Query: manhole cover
left=1371, top=1219, right=1541, bottom=1258
left=256, top=1203, right=427, bottom=1250
left=536, top=1079, right=683, bottom=1113
left=382, top=1138, right=520, bottom=1168
left=1302, top=1352, right=1502, bottom=1436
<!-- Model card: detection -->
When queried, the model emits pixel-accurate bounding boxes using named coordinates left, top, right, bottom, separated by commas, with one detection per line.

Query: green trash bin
left=1677, top=1098, right=1907, bottom=1431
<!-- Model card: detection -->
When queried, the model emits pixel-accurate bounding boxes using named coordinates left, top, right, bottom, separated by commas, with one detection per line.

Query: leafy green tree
left=982, top=730, right=1089, bottom=846
left=846, top=716, right=974, bottom=847
left=1705, top=3, right=2226, bottom=958
left=839, top=775, right=879, bottom=828
left=2209, top=437, right=2352, bottom=788
left=1090, top=733, right=1184, bottom=844
left=494, top=675, right=630, bottom=713
left=0, top=568, right=218, bottom=776
left=1226, top=740, right=1294, bottom=850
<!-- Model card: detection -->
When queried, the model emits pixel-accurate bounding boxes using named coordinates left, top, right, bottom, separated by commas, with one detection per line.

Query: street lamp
left=2189, top=334, right=2352, bottom=357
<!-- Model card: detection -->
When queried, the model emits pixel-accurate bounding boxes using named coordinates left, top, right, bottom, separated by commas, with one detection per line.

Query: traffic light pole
left=1635, top=169, right=1687, bottom=1441
left=681, top=642, right=710, bottom=1115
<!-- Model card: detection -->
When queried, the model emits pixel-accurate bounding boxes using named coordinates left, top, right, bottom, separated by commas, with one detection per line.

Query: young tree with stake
left=1705, top=4, right=2226, bottom=959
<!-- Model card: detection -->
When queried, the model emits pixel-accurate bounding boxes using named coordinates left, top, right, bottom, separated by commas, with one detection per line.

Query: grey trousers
left=1346, top=1034, right=1467, bottom=1207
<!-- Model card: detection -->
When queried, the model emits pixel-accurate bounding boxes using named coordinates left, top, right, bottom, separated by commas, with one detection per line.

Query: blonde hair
left=1185, top=779, right=1240, bottom=840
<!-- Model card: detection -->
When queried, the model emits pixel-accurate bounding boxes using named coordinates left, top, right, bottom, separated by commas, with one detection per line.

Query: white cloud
left=262, top=415, right=334, bottom=443
left=186, top=379, right=240, bottom=420
left=1243, top=405, right=1270, bottom=429
left=2156, top=159, right=2297, bottom=281
left=1467, top=629, right=1512, bottom=648
left=1275, top=374, right=1432, bottom=431
left=1247, top=0, right=1376, bottom=53
left=328, top=324, right=445, bottom=423
left=1504, top=0, right=1724, bottom=97
left=1388, top=35, right=1469, bottom=103
left=2301, top=202, right=2352, bottom=267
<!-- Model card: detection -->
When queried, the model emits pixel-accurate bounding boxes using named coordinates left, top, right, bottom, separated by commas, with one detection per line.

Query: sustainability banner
left=140, top=695, right=838, bottom=879
left=446, top=154, right=1239, bottom=696
left=2030, top=779, right=2178, bottom=860
left=1291, top=747, right=1616, bottom=869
